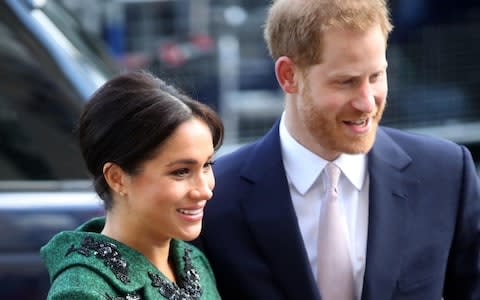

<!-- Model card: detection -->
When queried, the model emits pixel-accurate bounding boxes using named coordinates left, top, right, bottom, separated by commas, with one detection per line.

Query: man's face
left=287, top=25, right=388, bottom=160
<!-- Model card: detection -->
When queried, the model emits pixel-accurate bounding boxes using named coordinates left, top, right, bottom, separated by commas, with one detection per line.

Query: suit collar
left=279, top=115, right=326, bottom=194
left=279, top=115, right=367, bottom=193
left=240, top=121, right=321, bottom=300
left=361, top=127, right=418, bottom=299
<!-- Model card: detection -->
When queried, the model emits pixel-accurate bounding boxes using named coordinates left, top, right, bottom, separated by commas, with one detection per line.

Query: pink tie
left=317, top=163, right=354, bottom=300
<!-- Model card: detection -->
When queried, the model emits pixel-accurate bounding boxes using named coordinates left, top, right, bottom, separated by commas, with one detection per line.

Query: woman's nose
left=190, top=173, right=214, bottom=200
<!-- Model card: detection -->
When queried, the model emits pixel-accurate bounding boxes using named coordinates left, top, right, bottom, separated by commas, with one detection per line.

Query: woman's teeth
left=177, top=208, right=202, bottom=215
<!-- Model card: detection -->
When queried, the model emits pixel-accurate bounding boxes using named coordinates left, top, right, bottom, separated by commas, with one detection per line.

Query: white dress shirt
left=279, top=115, right=369, bottom=299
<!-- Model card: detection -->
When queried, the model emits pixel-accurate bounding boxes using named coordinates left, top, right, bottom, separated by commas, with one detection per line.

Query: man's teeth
left=177, top=208, right=202, bottom=215
left=348, top=120, right=366, bottom=125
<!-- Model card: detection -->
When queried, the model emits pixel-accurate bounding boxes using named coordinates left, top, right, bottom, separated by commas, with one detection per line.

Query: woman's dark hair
left=78, top=70, right=224, bottom=210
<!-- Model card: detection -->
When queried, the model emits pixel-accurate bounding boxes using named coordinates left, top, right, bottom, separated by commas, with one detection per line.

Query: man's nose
left=352, top=82, right=375, bottom=113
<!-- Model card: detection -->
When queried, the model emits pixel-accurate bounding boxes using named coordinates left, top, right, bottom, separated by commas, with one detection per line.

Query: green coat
left=40, top=217, right=221, bottom=300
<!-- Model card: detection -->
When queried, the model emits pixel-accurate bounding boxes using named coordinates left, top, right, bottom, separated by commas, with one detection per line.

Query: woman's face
left=119, top=117, right=215, bottom=244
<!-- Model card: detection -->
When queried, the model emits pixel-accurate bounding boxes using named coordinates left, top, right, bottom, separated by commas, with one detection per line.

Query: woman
left=40, top=70, right=223, bottom=299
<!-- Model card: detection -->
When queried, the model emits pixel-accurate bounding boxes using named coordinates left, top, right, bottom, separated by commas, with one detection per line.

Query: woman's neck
left=101, top=214, right=176, bottom=282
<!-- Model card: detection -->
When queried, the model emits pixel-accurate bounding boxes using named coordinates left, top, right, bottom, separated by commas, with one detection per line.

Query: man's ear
left=103, top=162, right=128, bottom=196
left=275, top=56, right=299, bottom=94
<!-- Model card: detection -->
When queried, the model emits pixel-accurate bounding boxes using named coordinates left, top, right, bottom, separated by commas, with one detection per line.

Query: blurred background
left=67, top=0, right=480, bottom=158
left=2, top=0, right=480, bottom=178
left=0, top=0, right=479, bottom=298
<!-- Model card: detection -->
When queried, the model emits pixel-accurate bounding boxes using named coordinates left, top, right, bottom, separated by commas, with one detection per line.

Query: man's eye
left=339, top=79, right=354, bottom=86
left=370, top=72, right=383, bottom=82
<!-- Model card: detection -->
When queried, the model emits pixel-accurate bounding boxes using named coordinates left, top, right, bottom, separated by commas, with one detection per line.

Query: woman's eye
left=172, top=168, right=190, bottom=177
left=203, top=161, right=215, bottom=169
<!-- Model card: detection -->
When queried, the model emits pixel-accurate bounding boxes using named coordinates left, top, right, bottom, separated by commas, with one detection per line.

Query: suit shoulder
left=381, top=126, right=463, bottom=153
left=214, top=141, right=257, bottom=172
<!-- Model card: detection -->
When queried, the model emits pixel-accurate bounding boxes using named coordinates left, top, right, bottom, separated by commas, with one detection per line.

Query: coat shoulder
left=46, top=265, right=119, bottom=300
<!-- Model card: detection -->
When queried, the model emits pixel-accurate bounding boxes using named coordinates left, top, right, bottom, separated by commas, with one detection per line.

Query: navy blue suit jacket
left=194, top=123, right=480, bottom=299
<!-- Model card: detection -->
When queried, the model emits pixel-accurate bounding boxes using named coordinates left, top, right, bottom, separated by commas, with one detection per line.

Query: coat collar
left=41, top=217, right=204, bottom=299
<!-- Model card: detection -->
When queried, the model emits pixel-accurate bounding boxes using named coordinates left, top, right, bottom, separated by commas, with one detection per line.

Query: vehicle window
left=0, top=7, right=88, bottom=180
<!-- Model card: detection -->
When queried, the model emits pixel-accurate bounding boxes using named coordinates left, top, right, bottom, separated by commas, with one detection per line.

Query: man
left=194, top=0, right=480, bottom=299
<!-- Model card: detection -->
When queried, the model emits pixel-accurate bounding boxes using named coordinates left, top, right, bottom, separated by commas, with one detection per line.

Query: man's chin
left=338, top=134, right=377, bottom=154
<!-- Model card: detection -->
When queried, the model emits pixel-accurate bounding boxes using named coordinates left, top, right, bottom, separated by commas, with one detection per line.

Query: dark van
left=0, top=0, right=114, bottom=298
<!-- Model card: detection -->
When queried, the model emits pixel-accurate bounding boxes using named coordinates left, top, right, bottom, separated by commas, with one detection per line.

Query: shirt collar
left=279, top=114, right=367, bottom=194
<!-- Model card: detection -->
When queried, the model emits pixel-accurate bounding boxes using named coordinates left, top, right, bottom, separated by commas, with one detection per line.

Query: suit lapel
left=240, top=123, right=321, bottom=300
left=361, top=128, right=419, bottom=300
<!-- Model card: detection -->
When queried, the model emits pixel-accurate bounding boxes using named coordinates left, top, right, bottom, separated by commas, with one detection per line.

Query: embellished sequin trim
left=66, top=236, right=130, bottom=283
left=105, top=292, right=142, bottom=300
left=148, top=248, right=202, bottom=300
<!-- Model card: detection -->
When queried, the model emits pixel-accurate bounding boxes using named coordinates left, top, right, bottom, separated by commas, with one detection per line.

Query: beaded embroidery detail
left=105, top=292, right=142, bottom=300
left=66, top=236, right=130, bottom=283
left=148, top=248, right=202, bottom=300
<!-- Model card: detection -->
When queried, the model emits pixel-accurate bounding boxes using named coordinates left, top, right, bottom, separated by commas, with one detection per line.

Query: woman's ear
left=103, top=162, right=128, bottom=196
left=275, top=56, right=299, bottom=94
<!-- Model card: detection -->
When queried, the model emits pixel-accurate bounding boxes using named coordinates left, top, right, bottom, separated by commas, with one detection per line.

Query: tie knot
left=324, top=163, right=341, bottom=191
